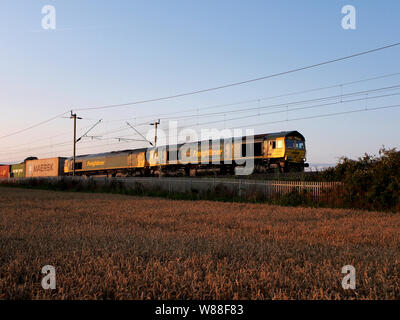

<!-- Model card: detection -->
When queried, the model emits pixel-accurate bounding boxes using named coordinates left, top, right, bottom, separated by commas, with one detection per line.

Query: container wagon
left=0, top=165, right=10, bottom=178
left=25, top=157, right=66, bottom=177
left=10, top=163, right=25, bottom=178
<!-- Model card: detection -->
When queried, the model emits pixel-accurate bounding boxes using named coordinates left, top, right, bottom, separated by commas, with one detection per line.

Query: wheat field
left=0, top=186, right=399, bottom=299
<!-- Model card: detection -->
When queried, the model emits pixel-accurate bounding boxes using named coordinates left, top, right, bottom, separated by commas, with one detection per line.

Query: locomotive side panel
left=105, top=153, right=129, bottom=169
left=129, top=150, right=146, bottom=167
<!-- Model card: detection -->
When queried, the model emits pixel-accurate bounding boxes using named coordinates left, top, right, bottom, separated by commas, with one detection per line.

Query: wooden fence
left=262, top=180, right=341, bottom=198
left=1, top=177, right=341, bottom=200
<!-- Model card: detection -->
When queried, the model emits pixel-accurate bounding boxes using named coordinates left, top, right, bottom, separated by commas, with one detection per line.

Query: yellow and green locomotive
left=64, top=131, right=308, bottom=176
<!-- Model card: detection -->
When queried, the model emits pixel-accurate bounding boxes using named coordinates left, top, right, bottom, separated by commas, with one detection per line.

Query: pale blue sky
left=0, top=0, right=399, bottom=165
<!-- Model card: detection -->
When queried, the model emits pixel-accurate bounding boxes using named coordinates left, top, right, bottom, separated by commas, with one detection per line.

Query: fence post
left=265, top=180, right=267, bottom=198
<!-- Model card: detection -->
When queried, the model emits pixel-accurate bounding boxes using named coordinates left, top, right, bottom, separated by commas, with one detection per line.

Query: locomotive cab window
left=241, top=143, right=246, bottom=157
left=254, top=142, right=262, bottom=156
left=286, top=139, right=295, bottom=149
left=296, top=140, right=305, bottom=149
left=241, top=143, right=262, bottom=157
left=74, top=162, right=82, bottom=170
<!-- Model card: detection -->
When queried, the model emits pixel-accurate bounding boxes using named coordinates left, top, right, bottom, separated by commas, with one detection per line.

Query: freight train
left=0, top=157, right=66, bottom=179
left=0, top=131, right=309, bottom=178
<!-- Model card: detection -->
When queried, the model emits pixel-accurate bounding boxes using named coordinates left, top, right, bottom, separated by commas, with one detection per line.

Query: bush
left=322, top=148, right=400, bottom=211
left=278, top=190, right=309, bottom=207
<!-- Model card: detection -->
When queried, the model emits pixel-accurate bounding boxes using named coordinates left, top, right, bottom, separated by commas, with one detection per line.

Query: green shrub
left=322, top=148, right=400, bottom=211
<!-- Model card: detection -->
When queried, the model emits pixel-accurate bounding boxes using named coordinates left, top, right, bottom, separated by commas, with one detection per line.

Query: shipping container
left=25, top=157, right=66, bottom=177
left=0, top=165, right=10, bottom=178
left=10, top=163, right=25, bottom=178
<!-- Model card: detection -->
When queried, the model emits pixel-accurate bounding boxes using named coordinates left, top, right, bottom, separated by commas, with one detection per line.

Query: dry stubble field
left=0, top=186, right=399, bottom=299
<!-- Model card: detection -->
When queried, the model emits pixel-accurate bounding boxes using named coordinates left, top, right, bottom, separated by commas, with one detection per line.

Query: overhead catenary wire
left=154, top=84, right=400, bottom=122
left=2, top=42, right=399, bottom=143
left=0, top=122, right=98, bottom=153
left=126, top=122, right=154, bottom=146
left=134, top=85, right=400, bottom=137
left=2, top=82, right=399, bottom=159
left=0, top=111, right=70, bottom=140
left=16, top=94, right=398, bottom=158
left=164, top=91, right=400, bottom=132
left=88, top=83, right=400, bottom=140
left=74, top=42, right=400, bottom=111
left=10, top=83, right=393, bottom=156
left=232, top=103, right=400, bottom=130
left=142, top=101, right=400, bottom=144
left=158, top=96, right=400, bottom=142
left=99, top=71, right=400, bottom=124
left=0, top=123, right=101, bottom=156
left=0, top=139, right=138, bottom=163
left=3, top=70, right=400, bottom=160
left=4, top=101, right=399, bottom=164
left=76, top=119, right=103, bottom=143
